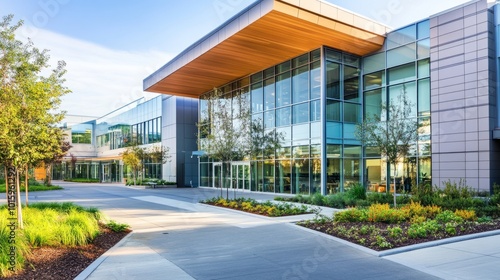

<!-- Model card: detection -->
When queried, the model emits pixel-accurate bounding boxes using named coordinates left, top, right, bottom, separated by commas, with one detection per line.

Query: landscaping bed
left=6, top=223, right=130, bottom=280
left=298, top=202, right=500, bottom=251
left=299, top=218, right=500, bottom=251
left=1, top=202, right=130, bottom=279
left=202, top=197, right=315, bottom=217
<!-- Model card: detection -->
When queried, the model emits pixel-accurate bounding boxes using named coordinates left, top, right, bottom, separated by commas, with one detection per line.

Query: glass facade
left=363, top=20, right=431, bottom=193
left=198, top=20, right=431, bottom=195
left=96, top=97, right=162, bottom=149
left=71, top=123, right=93, bottom=144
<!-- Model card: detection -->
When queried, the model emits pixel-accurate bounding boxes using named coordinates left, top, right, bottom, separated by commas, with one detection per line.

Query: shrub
left=445, top=222, right=457, bottom=235
left=347, top=183, right=366, bottom=200
left=366, top=192, right=393, bottom=205
left=454, top=209, right=477, bottom=221
left=440, top=179, right=474, bottom=200
left=311, top=193, right=325, bottom=206
left=408, top=220, right=439, bottom=238
left=387, top=226, right=403, bottom=238
left=334, top=208, right=368, bottom=223
left=324, top=193, right=346, bottom=209
left=410, top=215, right=427, bottom=224
left=106, top=220, right=130, bottom=232
left=401, top=201, right=441, bottom=220
left=367, top=203, right=406, bottom=224
left=435, top=210, right=463, bottom=224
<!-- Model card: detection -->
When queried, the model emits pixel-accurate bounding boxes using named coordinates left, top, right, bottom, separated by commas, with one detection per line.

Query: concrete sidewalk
left=50, top=185, right=499, bottom=280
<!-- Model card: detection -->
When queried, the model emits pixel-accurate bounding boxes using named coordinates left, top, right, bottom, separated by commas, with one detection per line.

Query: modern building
left=142, top=0, right=500, bottom=194
left=55, top=95, right=198, bottom=187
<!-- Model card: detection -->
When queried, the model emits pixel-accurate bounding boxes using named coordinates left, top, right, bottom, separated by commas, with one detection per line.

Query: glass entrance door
left=213, top=163, right=223, bottom=189
left=231, top=162, right=250, bottom=190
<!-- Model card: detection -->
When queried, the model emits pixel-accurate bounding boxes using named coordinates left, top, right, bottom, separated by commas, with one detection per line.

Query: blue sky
left=1, top=0, right=473, bottom=116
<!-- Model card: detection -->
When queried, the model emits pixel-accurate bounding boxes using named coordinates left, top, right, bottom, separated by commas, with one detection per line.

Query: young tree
left=146, top=145, right=171, bottom=164
left=198, top=88, right=251, bottom=198
left=355, top=89, right=419, bottom=207
left=0, top=15, right=69, bottom=228
left=121, top=146, right=144, bottom=185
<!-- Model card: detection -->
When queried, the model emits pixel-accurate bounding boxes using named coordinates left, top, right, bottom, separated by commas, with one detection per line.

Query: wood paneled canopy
left=144, top=0, right=388, bottom=98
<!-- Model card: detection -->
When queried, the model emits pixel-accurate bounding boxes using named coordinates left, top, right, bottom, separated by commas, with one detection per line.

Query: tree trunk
left=45, top=163, right=53, bottom=186
left=16, top=168, right=24, bottom=229
left=392, top=163, right=397, bottom=208
left=25, top=164, right=28, bottom=207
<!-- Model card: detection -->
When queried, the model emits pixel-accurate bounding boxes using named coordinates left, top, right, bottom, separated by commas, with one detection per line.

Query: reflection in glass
left=293, top=103, right=309, bottom=124
left=310, top=61, right=321, bottom=99
left=344, top=66, right=359, bottom=102
left=275, top=160, right=291, bottom=193
left=326, top=62, right=340, bottom=99
left=264, top=78, right=275, bottom=110
left=251, top=82, right=263, bottom=113
left=276, top=107, right=291, bottom=127
left=292, top=158, right=310, bottom=194
left=293, top=66, right=309, bottom=103
left=276, top=72, right=291, bottom=107
left=326, top=100, right=341, bottom=121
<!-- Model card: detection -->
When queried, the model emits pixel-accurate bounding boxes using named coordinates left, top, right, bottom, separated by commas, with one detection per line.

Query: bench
left=145, top=182, right=157, bottom=188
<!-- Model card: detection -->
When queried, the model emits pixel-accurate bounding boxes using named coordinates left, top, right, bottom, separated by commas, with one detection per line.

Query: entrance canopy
left=144, top=0, right=388, bottom=98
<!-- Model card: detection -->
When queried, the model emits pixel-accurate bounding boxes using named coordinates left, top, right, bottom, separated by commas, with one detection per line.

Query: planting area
left=0, top=202, right=130, bottom=279
left=292, top=181, right=500, bottom=251
left=299, top=202, right=500, bottom=251
left=202, top=197, right=315, bottom=217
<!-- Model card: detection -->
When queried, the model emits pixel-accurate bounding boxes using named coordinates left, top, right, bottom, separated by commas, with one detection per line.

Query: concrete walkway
left=10, top=182, right=499, bottom=280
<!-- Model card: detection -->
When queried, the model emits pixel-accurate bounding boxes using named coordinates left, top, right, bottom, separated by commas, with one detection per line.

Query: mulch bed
left=6, top=225, right=131, bottom=280
left=299, top=219, right=500, bottom=251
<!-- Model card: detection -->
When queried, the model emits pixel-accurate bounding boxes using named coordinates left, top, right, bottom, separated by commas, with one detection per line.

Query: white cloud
left=18, top=25, right=173, bottom=117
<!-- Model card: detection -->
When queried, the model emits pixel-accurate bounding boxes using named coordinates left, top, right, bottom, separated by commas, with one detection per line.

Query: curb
left=74, top=231, right=134, bottom=280
left=377, top=229, right=500, bottom=257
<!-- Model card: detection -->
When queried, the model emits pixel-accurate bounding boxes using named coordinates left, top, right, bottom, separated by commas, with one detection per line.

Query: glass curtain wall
left=200, top=49, right=322, bottom=194
left=199, top=47, right=369, bottom=195
left=325, top=48, right=362, bottom=192
left=362, top=20, right=431, bottom=192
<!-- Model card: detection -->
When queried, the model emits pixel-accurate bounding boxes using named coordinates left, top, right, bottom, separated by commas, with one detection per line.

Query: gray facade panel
left=430, top=0, right=496, bottom=191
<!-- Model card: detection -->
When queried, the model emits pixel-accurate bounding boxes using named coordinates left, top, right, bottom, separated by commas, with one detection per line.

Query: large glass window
left=344, top=103, right=361, bottom=123
left=386, top=24, right=416, bottom=49
left=310, top=100, right=320, bottom=122
left=293, top=123, right=309, bottom=140
left=388, top=63, right=415, bottom=85
left=276, top=107, right=291, bottom=127
left=364, top=89, right=384, bottom=120
left=292, top=65, right=309, bottom=103
left=363, top=52, right=385, bottom=74
left=264, top=78, right=275, bottom=110
left=417, top=20, right=430, bottom=39
left=389, top=81, right=417, bottom=117
left=387, top=43, right=416, bottom=68
left=310, top=61, right=321, bottom=99
left=276, top=72, right=291, bottom=107
left=364, top=71, right=385, bottom=90
left=344, top=66, right=359, bottom=102
left=417, top=59, right=430, bottom=78
left=418, top=78, right=430, bottom=115
left=326, top=100, right=341, bottom=121
left=293, top=103, right=309, bottom=124
left=417, top=39, right=430, bottom=59
left=264, top=110, right=275, bottom=128
left=326, top=62, right=340, bottom=99
left=251, top=82, right=263, bottom=113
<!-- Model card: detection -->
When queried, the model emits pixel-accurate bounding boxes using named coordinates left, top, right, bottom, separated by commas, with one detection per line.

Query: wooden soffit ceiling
left=144, top=0, right=387, bottom=98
